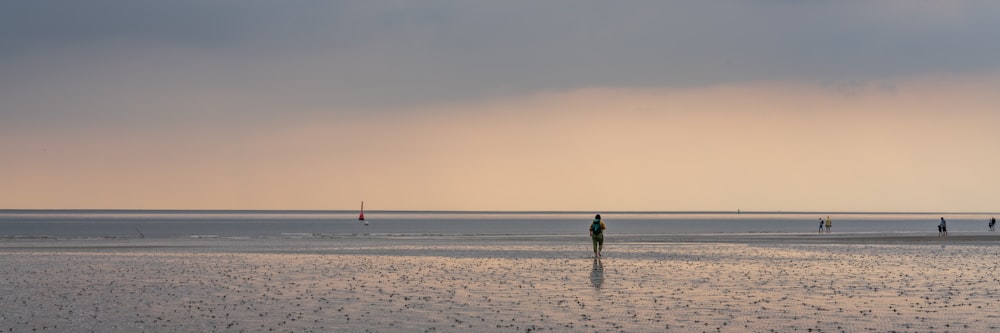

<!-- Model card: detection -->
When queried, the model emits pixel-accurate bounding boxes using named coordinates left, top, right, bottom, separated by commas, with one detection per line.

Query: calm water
left=1, top=210, right=997, bottom=239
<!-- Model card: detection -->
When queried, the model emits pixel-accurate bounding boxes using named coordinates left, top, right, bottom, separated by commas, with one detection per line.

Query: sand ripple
left=2, top=239, right=999, bottom=332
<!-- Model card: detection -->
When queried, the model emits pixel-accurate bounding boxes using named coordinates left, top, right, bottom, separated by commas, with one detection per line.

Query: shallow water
left=1, top=210, right=996, bottom=239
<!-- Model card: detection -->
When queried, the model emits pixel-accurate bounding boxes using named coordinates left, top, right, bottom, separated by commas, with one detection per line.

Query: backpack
left=590, top=221, right=602, bottom=235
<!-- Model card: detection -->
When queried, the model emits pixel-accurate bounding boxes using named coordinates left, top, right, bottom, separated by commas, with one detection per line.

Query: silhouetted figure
left=938, top=217, right=948, bottom=237
left=589, top=214, right=606, bottom=258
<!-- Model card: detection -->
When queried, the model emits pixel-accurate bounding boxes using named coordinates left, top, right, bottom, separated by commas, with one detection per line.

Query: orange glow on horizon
left=3, top=74, right=999, bottom=211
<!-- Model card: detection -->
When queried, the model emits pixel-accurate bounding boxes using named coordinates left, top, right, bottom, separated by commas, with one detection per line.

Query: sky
left=2, top=1, right=999, bottom=212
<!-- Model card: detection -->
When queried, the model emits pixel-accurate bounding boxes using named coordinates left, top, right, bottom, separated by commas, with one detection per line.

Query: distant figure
left=818, top=218, right=825, bottom=234
left=589, top=214, right=606, bottom=258
left=938, top=217, right=948, bottom=236
left=990, top=217, right=996, bottom=232
left=825, top=216, right=832, bottom=234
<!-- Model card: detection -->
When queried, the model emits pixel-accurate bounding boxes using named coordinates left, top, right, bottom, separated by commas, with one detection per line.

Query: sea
left=0, top=210, right=995, bottom=240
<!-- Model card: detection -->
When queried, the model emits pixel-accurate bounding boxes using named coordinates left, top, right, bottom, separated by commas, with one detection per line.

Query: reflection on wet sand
left=590, top=258, right=604, bottom=289
left=2, top=238, right=1000, bottom=332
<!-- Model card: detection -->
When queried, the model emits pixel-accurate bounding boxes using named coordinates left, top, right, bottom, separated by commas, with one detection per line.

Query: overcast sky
left=2, top=1, right=999, bottom=211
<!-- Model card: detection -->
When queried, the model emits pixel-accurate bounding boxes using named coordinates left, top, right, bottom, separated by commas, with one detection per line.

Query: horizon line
left=1, top=208, right=997, bottom=215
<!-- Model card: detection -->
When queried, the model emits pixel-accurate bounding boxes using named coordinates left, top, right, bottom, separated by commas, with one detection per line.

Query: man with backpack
left=590, top=214, right=606, bottom=258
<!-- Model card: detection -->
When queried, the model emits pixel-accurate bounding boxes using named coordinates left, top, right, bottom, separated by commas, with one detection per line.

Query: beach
left=4, top=233, right=1000, bottom=332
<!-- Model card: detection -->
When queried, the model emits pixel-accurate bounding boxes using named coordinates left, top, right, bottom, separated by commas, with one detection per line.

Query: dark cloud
left=0, top=1, right=344, bottom=54
left=2, top=1, right=999, bottom=127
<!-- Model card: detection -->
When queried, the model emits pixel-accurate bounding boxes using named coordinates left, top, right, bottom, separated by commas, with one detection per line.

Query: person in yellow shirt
left=825, top=216, right=832, bottom=233
left=589, top=214, right=606, bottom=258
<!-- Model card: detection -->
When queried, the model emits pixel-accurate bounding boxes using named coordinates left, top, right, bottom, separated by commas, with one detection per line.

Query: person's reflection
left=590, top=258, right=604, bottom=289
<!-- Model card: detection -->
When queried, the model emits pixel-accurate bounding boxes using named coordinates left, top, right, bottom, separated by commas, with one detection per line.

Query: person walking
left=589, top=214, right=606, bottom=258
left=939, top=217, right=948, bottom=237
left=989, top=217, right=995, bottom=232
left=819, top=218, right=825, bottom=234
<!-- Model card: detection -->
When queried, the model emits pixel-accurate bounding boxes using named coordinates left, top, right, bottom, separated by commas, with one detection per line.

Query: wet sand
left=3, top=234, right=1000, bottom=332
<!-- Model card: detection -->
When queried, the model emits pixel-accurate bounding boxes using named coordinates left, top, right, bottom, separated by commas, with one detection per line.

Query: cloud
left=3, top=0, right=1000, bottom=123
left=3, top=2, right=1000, bottom=210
